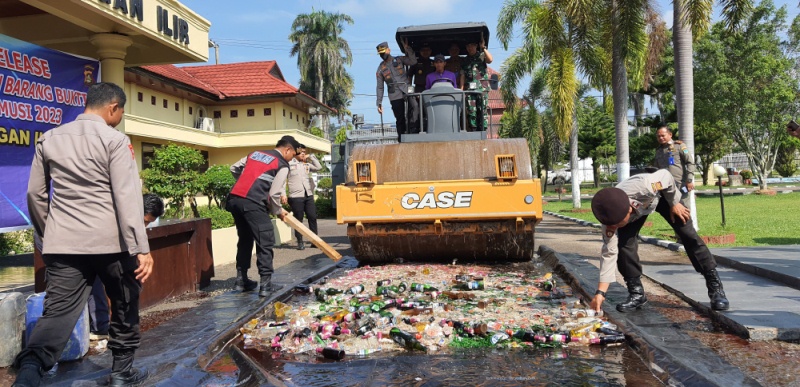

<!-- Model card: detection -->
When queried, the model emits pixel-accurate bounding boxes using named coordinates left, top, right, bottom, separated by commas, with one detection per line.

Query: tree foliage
left=289, top=9, right=354, bottom=118
left=578, top=97, right=616, bottom=187
left=201, top=164, right=235, bottom=208
left=693, top=1, right=798, bottom=190
left=141, top=144, right=205, bottom=218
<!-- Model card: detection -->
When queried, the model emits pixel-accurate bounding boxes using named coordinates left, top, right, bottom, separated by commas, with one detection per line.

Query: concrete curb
left=538, top=246, right=760, bottom=387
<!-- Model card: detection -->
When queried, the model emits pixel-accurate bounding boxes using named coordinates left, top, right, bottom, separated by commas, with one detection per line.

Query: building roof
left=139, top=61, right=332, bottom=111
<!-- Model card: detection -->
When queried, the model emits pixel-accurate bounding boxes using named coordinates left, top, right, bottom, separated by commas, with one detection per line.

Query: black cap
left=376, top=41, right=389, bottom=54
left=591, top=187, right=631, bottom=225
left=433, top=54, right=445, bottom=62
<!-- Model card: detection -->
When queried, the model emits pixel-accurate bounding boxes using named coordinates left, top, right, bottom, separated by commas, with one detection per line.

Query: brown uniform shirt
left=27, top=114, right=150, bottom=255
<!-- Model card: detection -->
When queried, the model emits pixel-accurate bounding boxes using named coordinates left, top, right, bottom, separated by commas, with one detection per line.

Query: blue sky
left=180, top=0, right=797, bottom=125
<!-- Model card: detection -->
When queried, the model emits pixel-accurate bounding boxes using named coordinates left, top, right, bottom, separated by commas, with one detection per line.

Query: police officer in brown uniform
left=409, top=43, right=435, bottom=93
left=589, top=170, right=729, bottom=315
left=653, top=125, right=695, bottom=197
left=15, top=83, right=153, bottom=387
left=376, top=40, right=418, bottom=141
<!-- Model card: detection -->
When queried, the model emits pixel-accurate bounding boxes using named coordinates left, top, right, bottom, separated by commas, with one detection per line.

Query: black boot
left=234, top=268, right=257, bottom=292
left=110, top=350, right=148, bottom=387
left=12, top=362, right=42, bottom=387
left=616, top=277, right=648, bottom=313
left=297, top=239, right=305, bottom=250
left=258, top=276, right=283, bottom=297
left=703, top=269, right=730, bottom=311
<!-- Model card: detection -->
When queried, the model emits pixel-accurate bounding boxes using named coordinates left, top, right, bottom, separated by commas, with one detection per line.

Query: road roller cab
left=336, top=23, right=543, bottom=264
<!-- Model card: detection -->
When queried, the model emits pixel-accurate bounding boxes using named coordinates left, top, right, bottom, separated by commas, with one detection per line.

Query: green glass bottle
left=410, top=283, right=438, bottom=292
left=389, top=327, right=428, bottom=352
left=345, top=284, right=365, bottom=295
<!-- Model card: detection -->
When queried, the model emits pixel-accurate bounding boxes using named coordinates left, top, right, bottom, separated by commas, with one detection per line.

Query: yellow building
left=0, top=0, right=332, bottom=171
left=124, top=61, right=334, bottom=171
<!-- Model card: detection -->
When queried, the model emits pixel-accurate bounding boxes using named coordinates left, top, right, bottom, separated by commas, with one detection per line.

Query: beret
left=591, top=187, right=630, bottom=225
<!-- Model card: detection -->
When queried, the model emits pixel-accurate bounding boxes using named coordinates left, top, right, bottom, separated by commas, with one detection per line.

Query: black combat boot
left=234, top=268, right=258, bottom=292
left=297, top=238, right=305, bottom=250
left=12, top=361, right=42, bottom=387
left=616, top=277, right=648, bottom=313
left=703, top=269, right=730, bottom=311
left=110, top=350, right=148, bottom=386
left=258, top=275, right=283, bottom=297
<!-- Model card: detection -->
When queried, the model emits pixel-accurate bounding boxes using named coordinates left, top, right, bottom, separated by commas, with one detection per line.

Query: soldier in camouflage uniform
left=653, top=125, right=695, bottom=200
left=459, top=38, right=493, bottom=131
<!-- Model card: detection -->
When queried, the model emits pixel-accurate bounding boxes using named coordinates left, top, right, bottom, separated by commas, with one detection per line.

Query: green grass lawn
left=543, top=193, right=800, bottom=247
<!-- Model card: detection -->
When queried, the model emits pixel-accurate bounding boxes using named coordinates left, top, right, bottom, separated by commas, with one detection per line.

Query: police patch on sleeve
left=651, top=181, right=663, bottom=192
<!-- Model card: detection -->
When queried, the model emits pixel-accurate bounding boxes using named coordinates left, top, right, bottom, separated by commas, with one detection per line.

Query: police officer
left=653, top=125, right=695, bottom=197
left=376, top=39, right=419, bottom=142
left=282, top=144, right=322, bottom=250
left=227, top=136, right=299, bottom=297
left=589, top=170, right=730, bottom=314
left=409, top=43, right=435, bottom=93
left=16, top=82, right=153, bottom=387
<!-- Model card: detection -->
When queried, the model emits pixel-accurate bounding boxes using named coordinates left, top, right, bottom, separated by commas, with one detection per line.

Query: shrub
left=0, top=229, right=34, bottom=256
left=197, top=205, right=234, bottom=230
left=141, top=144, right=205, bottom=218
left=315, top=197, right=335, bottom=218
left=739, top=169, right=753, bottom=180
left=317, top=177, right=333, bottom=199
left=202, top=164, right=235, bottom=208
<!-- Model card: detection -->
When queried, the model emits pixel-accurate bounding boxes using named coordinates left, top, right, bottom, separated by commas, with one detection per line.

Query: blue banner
left=0, top=34, right=98, bottom=232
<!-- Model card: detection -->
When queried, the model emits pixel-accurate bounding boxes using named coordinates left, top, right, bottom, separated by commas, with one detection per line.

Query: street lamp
left=713, top=164, right=727, bottom=227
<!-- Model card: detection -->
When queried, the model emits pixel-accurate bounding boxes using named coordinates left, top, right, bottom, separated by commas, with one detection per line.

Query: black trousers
left=288, top=194, right=317, bottom=242
left=617, top=198, right=717, bottom=280
left=390, top=97, right=419, bottom=142
left=15, top=252, right=141, bottom=370
left=226, top=195, right=275, bottom=279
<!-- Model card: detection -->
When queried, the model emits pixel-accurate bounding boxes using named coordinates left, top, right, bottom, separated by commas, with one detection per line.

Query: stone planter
left=211, top=221, right=295, bottom=267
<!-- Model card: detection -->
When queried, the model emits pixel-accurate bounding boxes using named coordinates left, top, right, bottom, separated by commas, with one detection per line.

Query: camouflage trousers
left=466, top=91, right=488, bottom=131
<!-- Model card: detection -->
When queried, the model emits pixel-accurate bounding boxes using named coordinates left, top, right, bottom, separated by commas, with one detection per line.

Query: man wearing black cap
left=409, top=43, right=434, bottom=93
left=590, top=169, right=729, bottom=313
left=376, top=39, right=418, bottom=141
left=227, top=136, right=299, bottom=297
left=425, top=54, right=458, bottom=90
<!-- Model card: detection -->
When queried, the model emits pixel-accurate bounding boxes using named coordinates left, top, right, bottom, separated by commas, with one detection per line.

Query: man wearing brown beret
left=590, top=170, right=729, bottom=313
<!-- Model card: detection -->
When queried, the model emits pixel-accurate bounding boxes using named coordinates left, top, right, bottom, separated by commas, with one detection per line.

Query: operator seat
left=421, top=81, right=463, bottom=134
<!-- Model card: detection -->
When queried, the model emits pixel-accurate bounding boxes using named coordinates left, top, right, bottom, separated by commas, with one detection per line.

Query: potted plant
left=740, top=169, right=753, bottom=185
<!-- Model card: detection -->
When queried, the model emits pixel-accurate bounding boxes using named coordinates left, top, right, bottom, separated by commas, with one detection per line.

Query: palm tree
left=672, top=0, right=751, bottom=228
left=289, top=9, right=354, bottom=107
left=498, top=0, right=607, bottom=208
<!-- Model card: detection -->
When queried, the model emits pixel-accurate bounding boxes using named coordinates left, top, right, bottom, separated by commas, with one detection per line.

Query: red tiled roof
left=180, top=61, right=297, bottom=98
left=140, top=65, right=219, bottom=96
left=139, top=61, right=331, bottom=111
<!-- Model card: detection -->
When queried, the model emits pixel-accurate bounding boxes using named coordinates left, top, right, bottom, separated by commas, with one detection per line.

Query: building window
left=175, top=102, right=179, bottom=111
left=290, top=112, right=293, bottom=119
left=297, top=115, right=299, bottom=122
left=163, top=99, right=168, bottom=108
left=264, top=108, right=271, bottom=116
left=198, top=109, right=203, bottom=117
left=151, top=96, right=156, bottom=105
left=189, top=106, right=193, bottom=115
left=230, top=110, right=238, bottom=118
left=247, top=109, right=255, bottom=117
left=213, top=110, right=221, bottom=119
left=198, top=150, right=210, bottom=172
left=302, top=117, right=305, bottom=124
left=283, top=109, right=285, bottom=117
left=137, top=92, right=143, bottom=102
left=142, top=142, right=159, bottom=170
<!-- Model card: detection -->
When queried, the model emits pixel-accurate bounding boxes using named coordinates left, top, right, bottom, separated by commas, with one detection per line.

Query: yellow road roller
left=336, top=23, right=543, bottom=263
